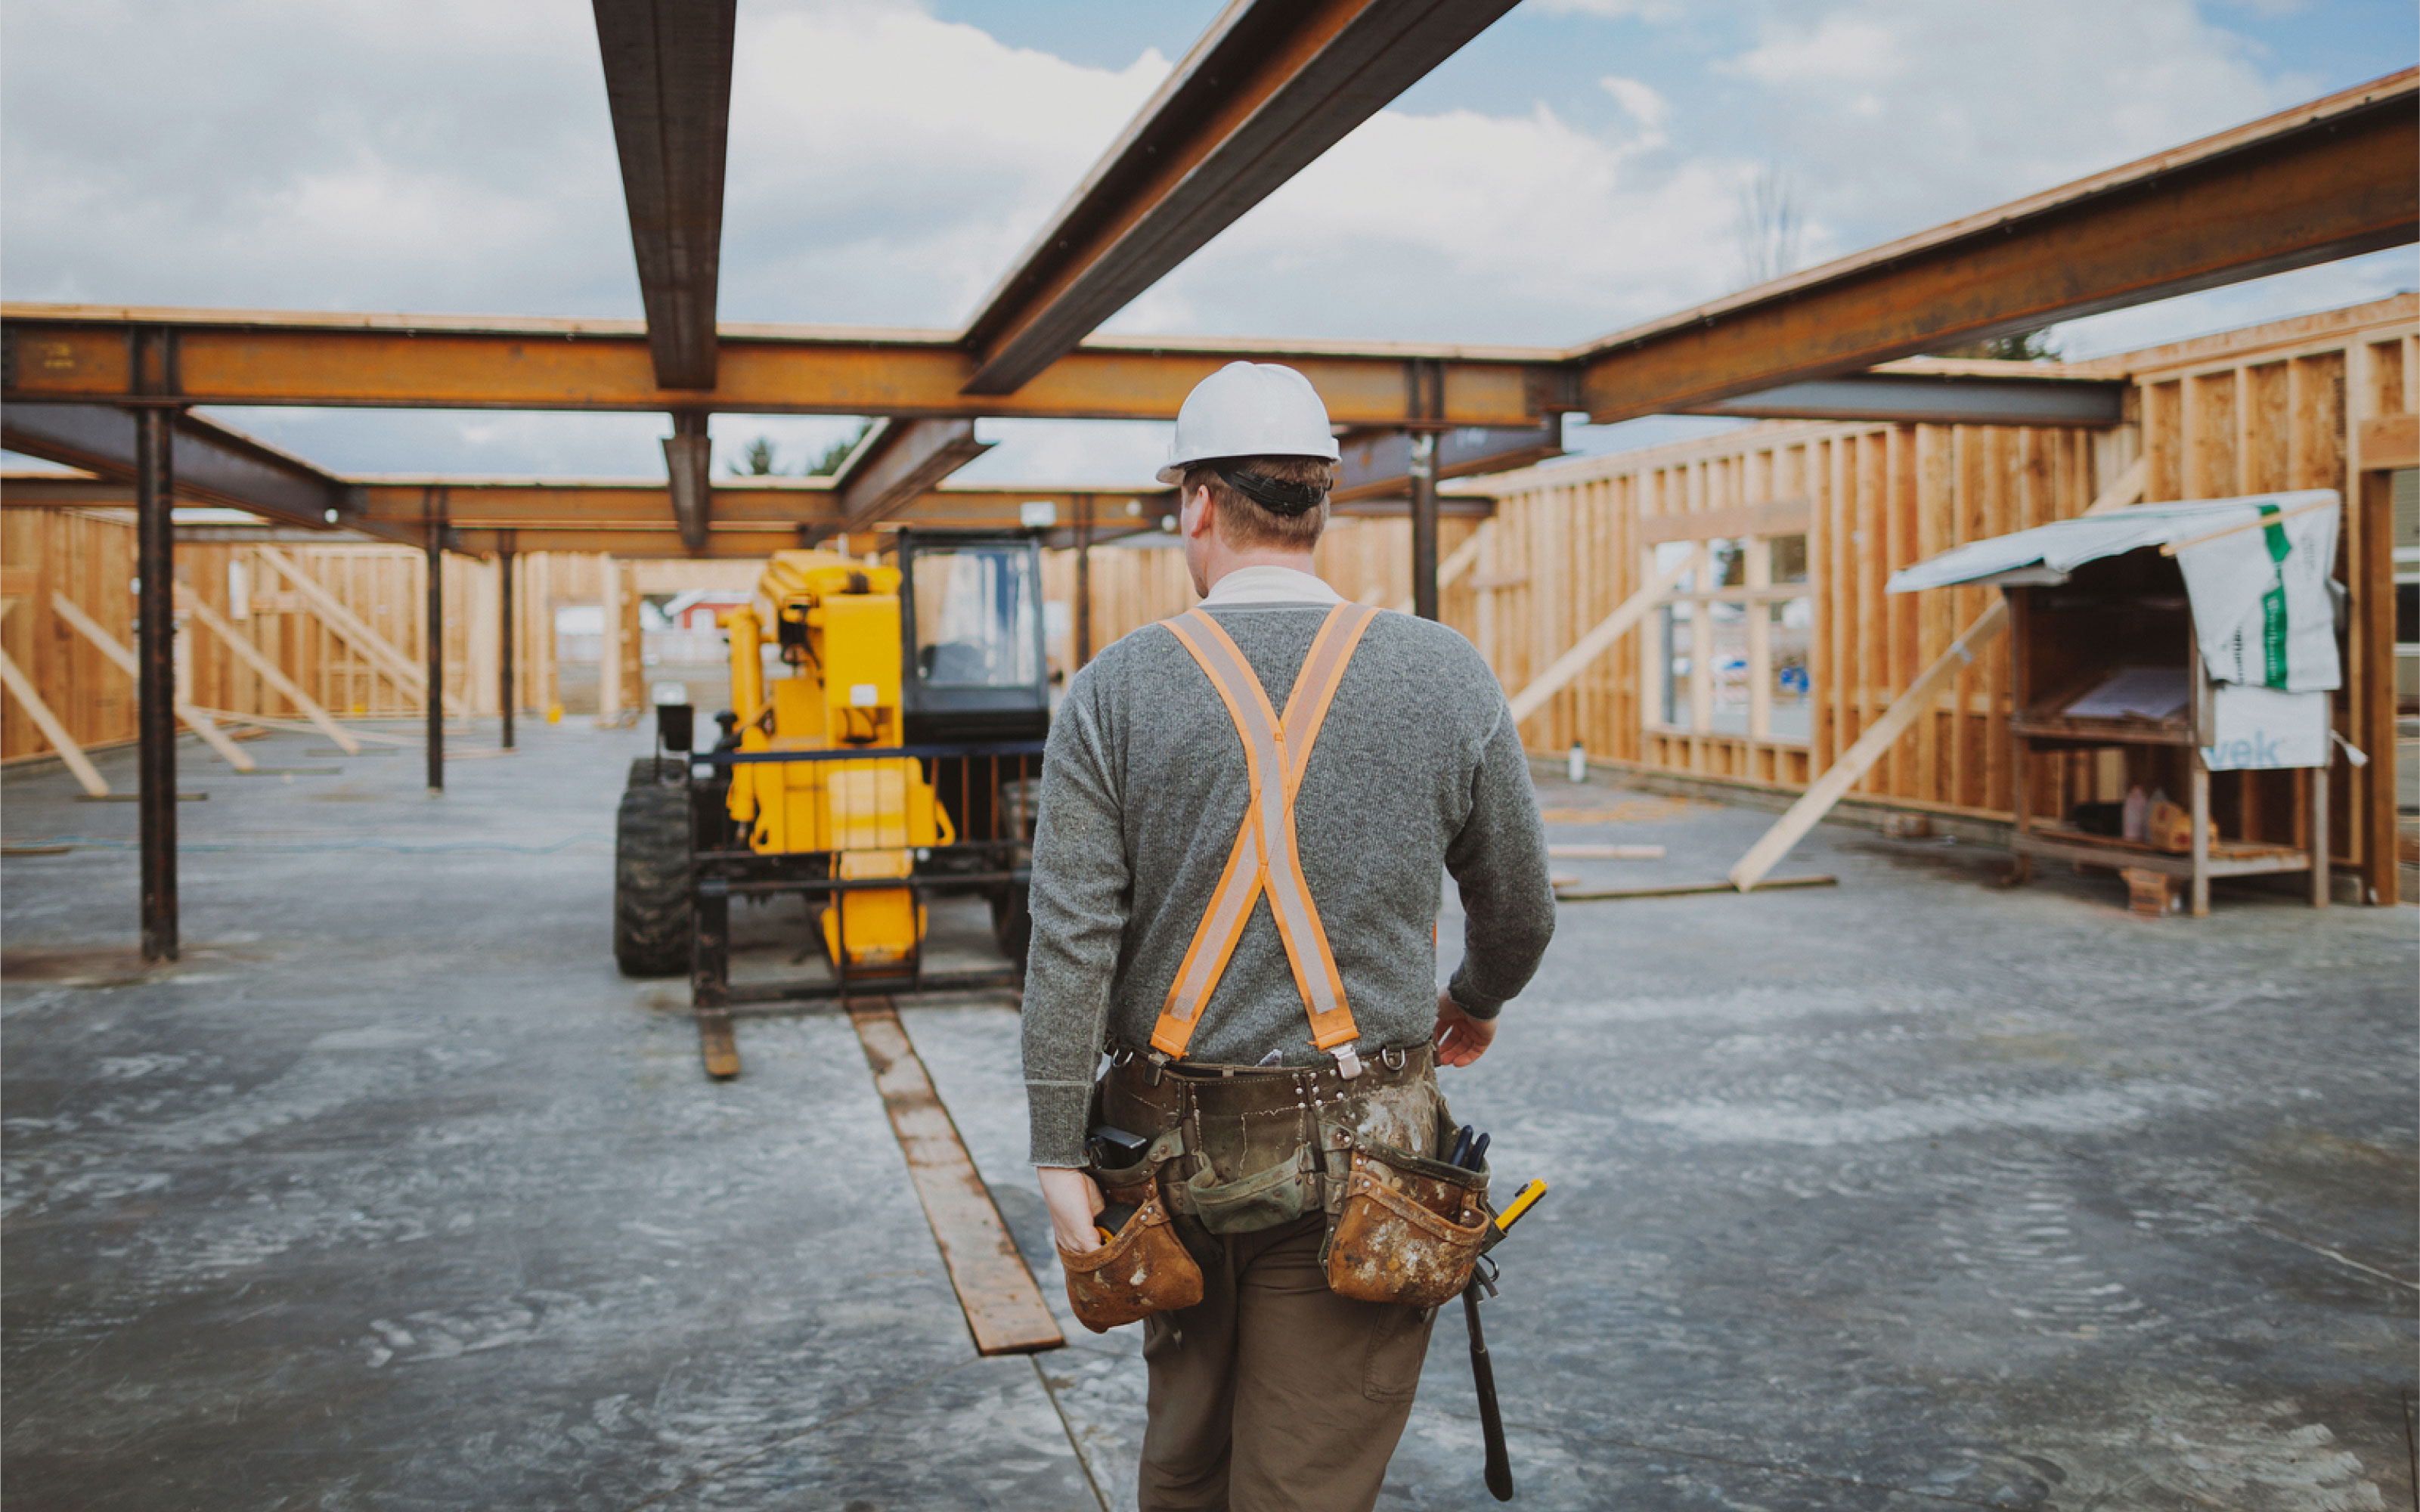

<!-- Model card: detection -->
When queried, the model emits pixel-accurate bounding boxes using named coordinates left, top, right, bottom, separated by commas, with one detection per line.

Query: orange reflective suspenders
left=1149, top=601, right=1381, bottom=1074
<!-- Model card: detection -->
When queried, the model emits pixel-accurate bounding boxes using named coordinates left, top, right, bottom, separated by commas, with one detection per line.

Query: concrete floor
left=3, top=723, right=2413, bottom=1510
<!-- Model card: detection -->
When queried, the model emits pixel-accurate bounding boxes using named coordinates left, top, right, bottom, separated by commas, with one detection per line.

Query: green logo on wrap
left=2257, top=503, right=2290, bottom=689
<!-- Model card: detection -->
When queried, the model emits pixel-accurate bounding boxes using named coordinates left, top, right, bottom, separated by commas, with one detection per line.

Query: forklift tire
left=615, top=782, right=693, bottom=977
left=989, top=881, right=1033, bottom=971
left=627, top=755, right=686, bottom=789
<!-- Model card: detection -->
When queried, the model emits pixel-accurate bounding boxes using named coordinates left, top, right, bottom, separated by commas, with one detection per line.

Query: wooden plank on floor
left=1557, top=874, right=1837, bottom=901
left=848, top=998, right=1064, bottom=1357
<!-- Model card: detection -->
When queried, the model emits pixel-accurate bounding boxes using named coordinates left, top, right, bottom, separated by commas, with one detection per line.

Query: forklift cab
left=896, top=528, right=1052, bottom=746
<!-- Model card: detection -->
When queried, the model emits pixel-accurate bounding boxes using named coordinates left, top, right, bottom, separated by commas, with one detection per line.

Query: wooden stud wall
left=1467, top=418, right=2115, bottom=811
left=2113, top=296, right=2414, bottom=902
left=1, top=508, right=141, bottom=760
left=1040, top=543, right=1198, bottom=674
left=1464, top=295, right=2414, bottom=900
left=0, top=534, right=589, bottom=761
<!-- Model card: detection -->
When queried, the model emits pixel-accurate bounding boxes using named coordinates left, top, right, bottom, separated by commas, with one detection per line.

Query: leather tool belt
left=1059, top=1041, right=1492, bottom=1331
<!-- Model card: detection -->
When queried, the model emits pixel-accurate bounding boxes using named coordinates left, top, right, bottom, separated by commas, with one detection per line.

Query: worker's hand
left=1039, top=1166, right=1106, bottom=1255
left=1433, top=989, right=1497, bottom=1068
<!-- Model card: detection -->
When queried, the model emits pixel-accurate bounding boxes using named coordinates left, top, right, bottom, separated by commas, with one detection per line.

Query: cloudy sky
left=4, top=0, right=2413, bottom=485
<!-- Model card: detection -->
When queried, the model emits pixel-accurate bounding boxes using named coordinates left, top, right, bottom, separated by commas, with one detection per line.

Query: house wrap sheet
left=1886, top=491, right=2342, bottom=693
left=1887, top=491, right=2344, bottom=770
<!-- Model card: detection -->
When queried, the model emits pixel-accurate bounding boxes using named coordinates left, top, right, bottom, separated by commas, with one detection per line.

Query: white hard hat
left=1157, top=362, right=1340, bottom=485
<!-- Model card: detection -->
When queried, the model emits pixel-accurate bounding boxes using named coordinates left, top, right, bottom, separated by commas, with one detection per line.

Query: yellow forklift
left=612, top=529, right=1049, bottom=1078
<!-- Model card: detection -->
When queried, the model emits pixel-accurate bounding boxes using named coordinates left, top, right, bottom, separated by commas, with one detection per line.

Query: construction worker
left=1022, top=361, right=1555, bottom=1510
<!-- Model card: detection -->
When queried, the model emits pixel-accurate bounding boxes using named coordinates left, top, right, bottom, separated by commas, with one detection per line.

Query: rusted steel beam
left=1331, top=417, right=1560, bottom=504
left=1329, top=492, right=1491, bottom=519
left=352, top=477, right=835, bottom=527
left=2, top=403, right=349, bottom=528
left=1, top=473, right=135, bottom=506
left=1, top=309, right=1559, bottom=426
left=833, top=418, right=994, bottom=533
left=1681, top=366, right=2125, bottom=426
left=1575, top=69, right=2419, bottom=423
left=348, top=480, right=1166, bottom=529
left=593, top=0, right=735, bottom=391
left=438, top=526, right=807, bottom=558
left=960, top=0, right=1520, bottom=395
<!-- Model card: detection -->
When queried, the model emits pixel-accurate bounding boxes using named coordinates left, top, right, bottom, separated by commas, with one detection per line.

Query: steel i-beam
left=958, top=0, right=1523, bottom=395
left=593, top=0, right=736, bottom=391
left=833, top=418, right=995, bottom=534
left=1, top=403, right=352, bottom=529
left=0, top=311, right=1561, bottom=428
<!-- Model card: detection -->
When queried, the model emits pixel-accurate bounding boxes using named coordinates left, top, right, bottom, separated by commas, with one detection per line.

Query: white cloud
left=1724, top=14, right=1903, bottom=85
left=719, top=2, right=1169, bottom=325
left=0, top=0, right=628, bottom=315
left=1534, top=0, right=1687, bottom=20
left=1710, top=0, right=2313, bottom=249
left=1599, top=76, right=1669, bottom=130
left=957, top=420, right=1170, bottom=488
left=1121, top=101, right=1751, bottom=345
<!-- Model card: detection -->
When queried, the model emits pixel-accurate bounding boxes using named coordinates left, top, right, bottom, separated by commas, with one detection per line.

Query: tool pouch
left=1322, top=1111, right=1491, bottom=1310
left=1060, top=1129, right=1201, bottom=1333
left=1058, top=1183, right=1204, bottom=1333
left=1183, top=1145, right=1318, bottom=1236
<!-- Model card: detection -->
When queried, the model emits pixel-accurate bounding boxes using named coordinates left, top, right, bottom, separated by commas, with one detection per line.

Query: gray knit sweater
left=1020, top=600, right=1556, bottom=1167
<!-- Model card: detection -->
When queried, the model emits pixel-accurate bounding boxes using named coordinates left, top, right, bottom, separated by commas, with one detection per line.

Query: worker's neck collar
left=1199, top=562, right=1343, bottom=607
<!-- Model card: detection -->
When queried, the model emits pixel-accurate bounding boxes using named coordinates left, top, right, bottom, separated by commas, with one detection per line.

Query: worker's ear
left=1182, top=484, right=1216, bottom=541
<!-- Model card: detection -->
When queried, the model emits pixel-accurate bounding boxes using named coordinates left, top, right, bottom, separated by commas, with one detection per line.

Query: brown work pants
left=1137, top=1213, right=1435, bottom=1512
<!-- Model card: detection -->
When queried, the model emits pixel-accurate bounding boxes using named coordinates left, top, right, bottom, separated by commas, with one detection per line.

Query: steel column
left=1409, top=432, right=1439, bottom=621
left=498, top=538, right=516, bottom=751
left=135, top=407, right=178, bottom=962
left=663, top=411, right=713, bottom=551
left=424, top=489, right=445, bottom=793
left=958, top=0, right=1523, bottom=394
left=1074, top=494, right=1092, bottom=668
